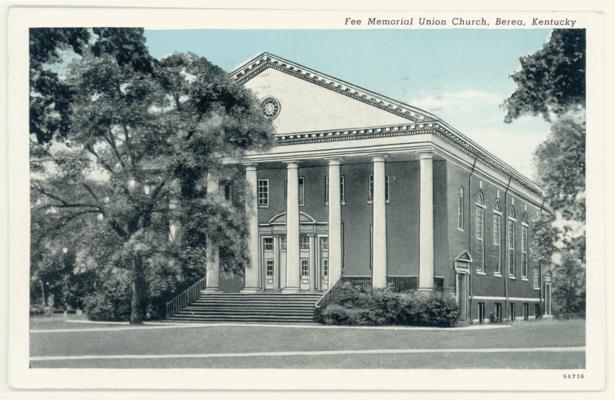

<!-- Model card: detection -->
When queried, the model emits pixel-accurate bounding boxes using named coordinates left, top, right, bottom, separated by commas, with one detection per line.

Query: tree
left=30, top=29, right=274, bottom=323
left=503, top=29, right=586, bottom=318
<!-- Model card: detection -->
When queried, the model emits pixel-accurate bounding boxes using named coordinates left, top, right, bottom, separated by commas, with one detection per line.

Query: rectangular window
left=300, top=235, right=310, bottom=250
left=523, top=303, right=529, bottom=320
left=478, top=302, right=485, bottom=324
left=219, top=180, right=232, bottom=201
left=494, top=303, right=502, bottom=321
left=324, top=176, right=328, bottom=205
left=322, top=259, right=329, bottom=277
left=280, top=235, right=287, bottom=251
left=521, top=225, right=529, bottom=279
left=493, top=213, right=501, bottom=275
left=385, top=175, right=390, bottom=203
left=475, top=206, right=485, bottom=272
left=298, top=177, right=305, bottom=206
left=301, top=259, right=309, bottom=277
left=340, top=175, right=346, bottom=204
left=534, top=303, right=540, bottom=317
left=457, top=190, right=464, bottom=230
left=257, top=179, right=269, bottom=207
left=510, top=303, right=516, bottom=321
left=263, top=237, right=274, bottom=251
left=533, top=265, right=539, bottom=289
left=321, top=237, right=329, bottom=251
left=508, top=220, right=516, bottom=277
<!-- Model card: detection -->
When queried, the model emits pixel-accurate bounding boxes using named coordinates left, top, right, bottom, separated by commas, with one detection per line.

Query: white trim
left=470, top=295, right=540, bottom=302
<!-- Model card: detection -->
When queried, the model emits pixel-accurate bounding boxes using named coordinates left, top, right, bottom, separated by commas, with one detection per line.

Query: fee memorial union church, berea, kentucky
left=165, top=52, right=554, bottom=324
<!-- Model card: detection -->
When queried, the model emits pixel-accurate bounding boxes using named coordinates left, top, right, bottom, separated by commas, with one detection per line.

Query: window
left=325, top=176, right=345, bottom=205
left=321, top=237, right=329, bottom=251
left=263, top=237, right=274, bottom=250
left=266, top=260, right=274, bottom=277
left=493, top=212, right=502, bottom=275
left=218, top=180, right=232, bottom=201
left=324, top=176, right=328, bottom=204
left=478, top=302, right=485, bottom=324
left=523, top=303, right=529, bottom=320
left=521, top=225, right=529, bottom=279
left=475, top=193, right=485, bottom=272
left=508, top=207, right=516, bottom=277
left=534, top=303, right=540, bottom=317
left=494, top=303, right=502, bottom=321
left=301, top=259, right=309, bottom=277
left=457, top=187, right=464, bottom=230
left=257, top=179, right=269, bottom=207
left=280, top=235, right=287, bottom=251
left=322, top=259, right=329, bottom=277
left=300, top=235, right=310, bottom=250
left=510, top=303, right=516, bottom=321
left=533, top=265, right=539, bottom=289
left=385, top=176, right=390, bottom=203
left=298, top=177, right=305, bottom=206
left=368, top=175, right=389, bottom=203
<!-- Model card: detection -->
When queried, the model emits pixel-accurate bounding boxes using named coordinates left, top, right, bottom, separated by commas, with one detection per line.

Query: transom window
left=257, top=179, right=269, bottom=207
left=321, top=237, right=329, bottom=251
left=263, top=237, right=274, bottom=251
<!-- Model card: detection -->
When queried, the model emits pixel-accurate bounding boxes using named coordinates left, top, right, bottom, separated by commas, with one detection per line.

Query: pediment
left=267, top=211, right=317, bottom=225
left=455, top=250, right=473, bottom=263
left=229, top=53, right=436, bottom=135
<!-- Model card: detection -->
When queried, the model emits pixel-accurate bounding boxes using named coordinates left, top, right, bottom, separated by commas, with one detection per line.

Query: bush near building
left=319, top=282, right=460, bottom=327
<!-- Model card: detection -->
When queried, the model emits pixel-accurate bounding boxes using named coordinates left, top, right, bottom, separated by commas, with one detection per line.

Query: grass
left=29, top=316, right=585, bottom=369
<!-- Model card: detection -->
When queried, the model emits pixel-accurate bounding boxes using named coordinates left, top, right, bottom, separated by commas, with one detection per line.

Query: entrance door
left=299, top=234, right=312, bottom=291
left=457, top=273, right=468, bottom=321
left=262, top=236, right=276, bottom=290
left=319, top=236, right=329, bottom=291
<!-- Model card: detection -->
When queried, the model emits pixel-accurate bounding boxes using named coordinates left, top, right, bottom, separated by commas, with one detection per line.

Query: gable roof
left=228, top=52, right=543, bottom=197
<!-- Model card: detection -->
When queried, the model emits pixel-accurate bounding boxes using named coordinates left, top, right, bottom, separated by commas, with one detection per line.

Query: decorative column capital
left=371, top=154, right=387, bottom=163
left=244, top=163, right=257, bottom=172
left=286, top=161, right=299, bottom=169
left=418, top=151, right=434, bottom=160
left=327, top=158, right=341, bottom=166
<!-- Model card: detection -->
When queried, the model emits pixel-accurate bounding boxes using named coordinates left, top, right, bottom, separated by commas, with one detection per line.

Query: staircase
left=168, top=292, right=322, bottom=323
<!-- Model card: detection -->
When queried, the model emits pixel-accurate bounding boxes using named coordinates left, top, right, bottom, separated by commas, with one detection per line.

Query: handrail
left=314, top=279, right=343, bottom=321
left=165, top=277, right=207, bottom=319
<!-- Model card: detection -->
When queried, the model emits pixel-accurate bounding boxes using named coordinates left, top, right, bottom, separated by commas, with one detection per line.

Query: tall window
left=521, top=213, right=529, bottom=279
left=301, top=259, right=309, bottom=277
left=280, top=235, right=287, bottom=251
left=493, top=200, right=502, bottom=275
left=475, top=193, right=485, bottom=272
left=300, top=234, right=310, bottom=250
left=324, top=176, right=328, bottom=204
left=298, top=177, right=305, bottom=206
left=340, top=176, right=346, bottom=204
left=257, top=179, right=269, bottom=207
left=508, top=206, right=516, bottom=277
left=457, top=187, right=464, bottom=230
left=533, top=265, right=539, bottom=289
left=368, top=175, right=389, bottom=203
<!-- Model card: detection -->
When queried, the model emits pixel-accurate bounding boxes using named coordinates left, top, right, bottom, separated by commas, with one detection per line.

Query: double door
left=261, top=234, right=328, bottom=291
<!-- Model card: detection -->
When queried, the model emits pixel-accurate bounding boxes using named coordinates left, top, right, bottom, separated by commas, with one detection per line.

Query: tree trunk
left=129, top=255, right=146, bottom=324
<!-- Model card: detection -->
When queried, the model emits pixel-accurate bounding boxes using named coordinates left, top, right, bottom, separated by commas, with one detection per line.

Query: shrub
left=83, top=272, right=131, bottom=321
left=320, top=282, right=460, bottom=327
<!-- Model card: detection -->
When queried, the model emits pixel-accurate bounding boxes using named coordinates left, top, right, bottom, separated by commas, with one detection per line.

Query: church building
left=170, top=52, right=553, bottom=324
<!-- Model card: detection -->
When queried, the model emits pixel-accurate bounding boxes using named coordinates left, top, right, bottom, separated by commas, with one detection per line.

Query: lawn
left=29, top=316, right=585, bottom=369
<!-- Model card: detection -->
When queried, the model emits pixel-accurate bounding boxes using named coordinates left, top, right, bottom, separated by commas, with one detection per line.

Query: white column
left=328, top=159, right=342, bottom=285
left=419, top=152, right=435, bottom=290
left=242, top=164, right=260, bottom=293
left=372, top=155, right=388, bottom=288
left=204, top=172, right=221, bottom=292
left=284, top=162, right=300, bottom=292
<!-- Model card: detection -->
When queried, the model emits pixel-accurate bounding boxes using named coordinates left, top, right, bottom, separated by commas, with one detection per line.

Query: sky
left=144, top=29, right=553, bottom=179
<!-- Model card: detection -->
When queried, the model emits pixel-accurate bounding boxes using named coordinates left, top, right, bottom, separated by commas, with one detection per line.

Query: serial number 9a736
left=563, top=373, right=584, bottom=379
left=494, top=18, right=525, bottom=26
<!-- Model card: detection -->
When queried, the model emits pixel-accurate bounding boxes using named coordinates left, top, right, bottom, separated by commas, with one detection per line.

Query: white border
left=4, top=2, right=608, bottom=394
